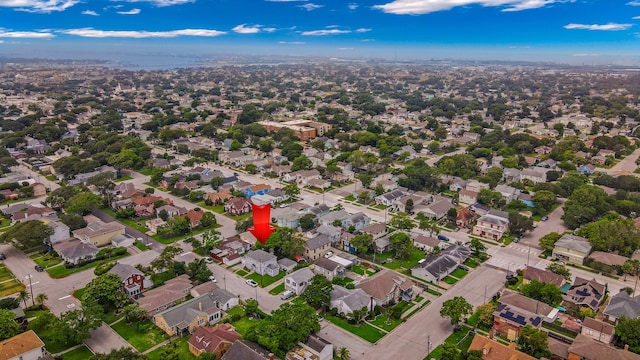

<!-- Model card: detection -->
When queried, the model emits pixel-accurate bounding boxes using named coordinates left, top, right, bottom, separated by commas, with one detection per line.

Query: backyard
left=111, top=320, right=170, bottom=352
left=46, top=253, right=129, bottom=278
left=246, top=271, right=285, bottom=288
left=60, top=346, right=94, bottom=360
left=146, top=337, right=195, bottom=360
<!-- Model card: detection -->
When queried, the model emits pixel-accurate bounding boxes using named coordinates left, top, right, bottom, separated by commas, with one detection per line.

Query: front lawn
left=451, top=268, right=468, bottom=278
left=146, top=337, right=195, bottom=360
left=369, top=314, right=403, bottom=332
left=31, top=253, right=62, bottom=268
left=246, top=271, right=285, bottom=287
left=351, top=265, right=377, bottom=276
left=269, top=283, right=285, bottom=295
left=28, top=316, right=81, bottom=353
left=46, top=253, right=129, bottom=278
left=236, top=269, right=249, bottom=277
left=324, top=314, right=386, bottom=343
left=464, top=258, right=479, bottom=268
left=0, top=279, right=25, bottom=296
left=134, top=241, right=150, bottom=251
left=443, top=276, right=458, bottom=285
left=114, top=175, right=133, bottom=182
left=61, top=345, right=94, bottom=360
left=381, top=249, right=426, bottom=270
left=111, top=320, right=170, bottom=352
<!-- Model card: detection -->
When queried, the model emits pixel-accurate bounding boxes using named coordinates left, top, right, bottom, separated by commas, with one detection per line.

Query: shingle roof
left=108, top=263, right=143, bottom=282
left=569, top=334, right=640, bottom=360
left=245, top=249, right=277, bottom=263
left=0, top=330, right=45, bottom=360
left=604, top=291, right=640, bottom=319
left=156, top=293, right=220, bottom=328
left=556, top=234, right=592, bottom=253
left=222, top=340, right=277, bottom=360
left=523, top=266, right=565, bottom=287
left=306, top=234, right=332, bottom=250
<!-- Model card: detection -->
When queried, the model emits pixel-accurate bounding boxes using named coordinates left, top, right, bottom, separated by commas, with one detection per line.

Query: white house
left=242, top=250, right=279, bottom=277
left=284, top=267, right=315, bottom=295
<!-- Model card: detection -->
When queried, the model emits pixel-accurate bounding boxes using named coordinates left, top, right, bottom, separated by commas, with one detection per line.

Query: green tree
left=55, top=308, right=102, bottom=345
left=186, top=259, right=213, bottom=283
left=299, top=213, right=317, bottom=231
left=539, top=232, right=561, bottom=254
left=65, top=192, right=102, bottom=215
left=17, top=289, right=31, bottom=308
left=531, top=190, right=557, bottom=214
left=284, top=182, right=300, bottom=199
left=508, top=212, right=534, bottom=236
left=60, top=213, right=88, bottom=231
left=0, top=220, right=53, bottom=249
left=247, top=302, right=320, bottom=357
left=389, top=232, right=414, bottom=259
left=405, top=198, right=414, bottom=213
left=389, top=212, right=414, bottom=231
left=546, top=263, right=571, bottom=280
left=151, top=245, right=182, bottom=274
left=440, top=296, right=473, bottom=328
left=476, top=303, right=497, bottom=329
left=90, top=348, right=147, bottom=360
left=350, top=233, right=373, bottom=253
left=615, top=317, right=640, bottom=353
left=122, top=304, right=146, bottom=325
left=44, top=186, right=79, bottom=209
left=82, top=273, right=124, bottom=311
left=441, top=342, right=460, bottom=360
left=562, top=185, right=611, bottom=229
left=35, top=293, right=48, bottom=307
left=575, top=214, right=639, bottom=256
left=302, top=274, right=333, bottom=310
left=257, top=228, right=305, bottom=259
left=87, top=172, right=116, bottom=199
left=520, top=280, right=562, bottom=306
left=518, top=325, right=551, bottom=358
left=291, top=155, right=313, bottom=171
left=337, top=347, right=350, bottom=360
left=434, top=126, right=448, bottom=140
left=477, top=189, right=505, bottom=208
left=469, top=238, right=487, bottom=255
left=0, top=309, right=20, bottom=340
left=357, top=190, right=371, bottom=204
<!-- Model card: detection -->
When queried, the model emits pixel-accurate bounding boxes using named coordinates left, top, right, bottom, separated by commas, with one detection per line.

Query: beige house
left=553, top=234, right=592, bottom=265
left=153, top=293, right=223, bottom=336
left=581, top=317, right=615, bottom=344
left=472, top=211, right=509, bottom=241
left=0, top=330, right=47, bottom=360
left=73, top=219, right=126, bottom=247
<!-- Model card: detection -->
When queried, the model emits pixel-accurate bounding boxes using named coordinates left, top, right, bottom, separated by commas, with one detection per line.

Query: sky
left=0, top=0, right=639, bottom=66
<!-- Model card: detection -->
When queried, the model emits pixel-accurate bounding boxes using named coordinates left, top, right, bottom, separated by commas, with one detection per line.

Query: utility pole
left=28, top=274, right=34, bottom=306
left=484, top=285, right=487, bottom=304
left=526, top=244, right=531, bottom=267
left=427, top=335, right=432, bottom=358
left=223, top=274, right=226, bottom=291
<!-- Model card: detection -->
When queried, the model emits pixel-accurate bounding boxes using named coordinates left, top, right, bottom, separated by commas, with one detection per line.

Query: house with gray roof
left=305, top=204, right=330, bottom=217
left=603, top=291, right=640, bottom=324
left=242, top=250, right=279, bottom=276
left=495, top=185, right=521, bottom=202
left=356, top=270, right=414, bottom=306
left=284, top=267, right=314, bottom=295
left=422, top=199, right=455, bottom=220
left=410, top=245, right=471, bottom=283
left=553, top=234, right=592, bottom=265
left=375, top=189, right=405, bottom=206
left=209, top=288, right=239, bottom=311
left=563, top=277, right=607, bottom=312
left=304, top=234, right=333, bottom=261
left=318, top=210, right=348, bottom=227
left=52, top=237, right=99, bottom=265
left=314, top=224, right=341, bottom=243
left=278, top=258, right=297, bottom=273
left=341, top=212, right=371, bottom=232
left=330, top=285, right=373, bottom=316
left=222, top=340, right=278, bottom=360
left=312, top=257, right=345, bottom=280
left=472, top=211, right=510, bottom=241
left=137, top=274, right=193, bottom=316
left=153, top=293, right=223, bottom=336
left=108, top=263, right=152, bottom=298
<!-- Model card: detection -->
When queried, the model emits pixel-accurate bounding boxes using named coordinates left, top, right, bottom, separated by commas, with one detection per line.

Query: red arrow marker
left=249, top=203, right=275, bottom=244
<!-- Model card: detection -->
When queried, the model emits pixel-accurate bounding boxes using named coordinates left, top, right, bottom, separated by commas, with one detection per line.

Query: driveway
left=84, top=323, right=132, bottom=354
left=519, top=200, right=568, bottom=249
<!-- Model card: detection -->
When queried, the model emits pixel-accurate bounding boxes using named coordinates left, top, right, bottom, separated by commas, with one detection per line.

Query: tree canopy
left=440, top=296, right=473, bottom=328
left=0, top=220, right=53, bottom=249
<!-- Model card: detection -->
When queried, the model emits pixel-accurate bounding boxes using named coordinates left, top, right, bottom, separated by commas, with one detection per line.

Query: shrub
left=94, top=261, right=117, bottom=276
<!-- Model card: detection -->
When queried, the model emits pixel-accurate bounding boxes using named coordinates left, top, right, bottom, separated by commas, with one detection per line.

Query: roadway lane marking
left=30, top=281, right=39, bottom=286
left=59, top=295, right=71, bottom=300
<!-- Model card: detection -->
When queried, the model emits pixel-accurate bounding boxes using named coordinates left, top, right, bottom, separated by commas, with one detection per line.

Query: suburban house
left=603, top=291, right=640, bottom=324
left=224, top=197, right=252, bottom=216
left=375, top=189, right=405, bottom=206
left=467, top=334, right=535, bottom=360
left=44, top=220, right=70, bottom=245
left=188, top=323, right=241, bottom=358
left=520, top=168, right=547, bottom=183
left=108, top=263, right=153, bottom=298
left=153, top=293, right=224, bottom=336
left=456, top=208, right=476, bottom=228
left=304, top=234, right=333, bottom=261
left=522, top=266, right=565, bottom=288
left=205, top=190, right=233, bottom=205
left=578, top=164, right=596, bottom=175
left=311, top=257, right=345, bottom=280
left=553, top=234, right=592, bottom=265
left=413, top=234, right=440, bottom=252
left=278, top=258, right=297, bottom=273
left=410, top=245, right=471, bottom=283
left=210, top=237, right=252, bottom=265
left=221, top=339, right=276, bottom=360
left=494, top=185, right=521, bottom=203
left=72, top=219, right=126, bottom=247
left=567, top=334, right=640, bottom=360
left=563, top=277, right=607, bottom=313
left=356, top=270, right=414, bottom=306
left=136, top=274, right=193, bottom=316
left=285, top=335, right=332, bottom=360
left=341, top=212, right=371, bottom=232
left=422, top=199, right=455, bottom=220
left=314, top=224, right=342, bottom=243
left=111, top=234, right=136, bottom=248
left=156, top=204, right=188, bottom=218
left=0, top=330, right=47, bottom=360
left=242, top=250, right=279, bottom=277
left=588, top=251, right=628, bottom=268
left=493, top=290, right=558, bottom=341
left=472, top=210, right=510, bottom=241
left=318, top=210, right=348, bottom=227
left=284, top=267, right=314, bottom=295
left=359, top=223, right=387, bottom=240
left=240, top=184, right=272, bottom=198
left=52, top=237, right=99, bottom=265
left=581, top=317, right=615, bottom=344
left=330, top=285, right=373, bottom=315
left=11, top=204, right=57, bottom=224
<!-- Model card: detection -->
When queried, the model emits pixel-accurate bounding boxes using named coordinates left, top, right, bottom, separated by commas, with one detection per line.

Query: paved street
left=358, top=266, right=506, bottom=360
left=519, top=201, right=568, bottom=248
left=596, top=146, right=640, bottom=176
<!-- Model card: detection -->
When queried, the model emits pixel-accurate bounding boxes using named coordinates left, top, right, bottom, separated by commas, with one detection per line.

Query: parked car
left=246, top=279, right=258, bottom=287
left=541, top=216, right=549, bottom=221
left=205, top=257, right=214, bottom=264
left=209, top=275, right=217, bottom=283
left=437, top=235, right=450, bottom=242
left=324, top=251, right=334, bottom=258
left=0, top=253, right=6, bottom=260
left=280, top=290, right=294, bottom=300
left=34, top=265, right=44, bottom=272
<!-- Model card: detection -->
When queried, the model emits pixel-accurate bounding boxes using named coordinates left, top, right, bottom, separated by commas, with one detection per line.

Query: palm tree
left=17, top=290, right=30, bottom=308
left=338, top=347, right=351, bottom=360
left=35, top=293, right=48, bottom=308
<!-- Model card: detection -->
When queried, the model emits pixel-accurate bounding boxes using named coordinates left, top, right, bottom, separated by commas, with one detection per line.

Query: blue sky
left=0, top=0, right=639, bottom=65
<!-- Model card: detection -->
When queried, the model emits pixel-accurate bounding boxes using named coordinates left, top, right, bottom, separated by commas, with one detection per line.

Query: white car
left=324, top=251, right=334, bottom=258
left=205, top=258, right=214, bottom=264
left=246, top=279, right=259, bottom=287
left=280, top=290, right=294, bottom=300
left=209, top=276, right=217, bottom=283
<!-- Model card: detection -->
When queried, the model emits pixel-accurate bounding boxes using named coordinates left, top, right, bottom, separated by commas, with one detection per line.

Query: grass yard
left=114, top=175, right=133, bottom=182
left=228, top=212, right=252, bottom=221
left=236, top=269, right=249, bottom=277
left=451, top=268, right=468, bottom=278
left=247, top=271, right=285, bottom=287
left=47, top=254, right=129, bottom=278
left=351, top=265, right=377, bottom=276
left=369, top=314, right=403, bottom=332
left=61, top=346, right=94, bottom=360
left=269, top=283, right=286, bottom=295
left=146, top=337, right=195, bottom=360
left=324, top=314, right=386, bottom=343
left=457, top=333, right=474, bottom=351
left=464, top=258, right=479, bottom=268
left=31, top=253, right=62, bottom=268
left=111, top=320, right=170, bottom=352
left=230, top=316, right=257, bottom=337
left=0, top=279, right=25, bottom=296
left=381, top=249, right=426, bottom=270
left=426, top=288, right=442, bottom=296
left=0, top=274, right=13, bottom=282
left=443, top=276, right=458, bottom=285
left=28, top=320, right=80, bottom=354
left=134, top=241, right=150, bottom=251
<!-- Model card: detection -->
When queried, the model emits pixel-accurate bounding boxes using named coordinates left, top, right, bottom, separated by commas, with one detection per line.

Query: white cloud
left=278, top=41, right=306, bottom=44
left=232, top=24, right=262, bottom=34
left=627, top=1, right=640, bottom=5
left=298, top=2, right=322, bottom=10
left=301, top=29, right=351, bottom=35
left=633, top=16, right=640, bottom=19
left=263, top=27, right=276, bottom=32
left=326, top=25, right=340, bottom=29
left=0, top=40, right=4, bottom=43
left=361, top=38, right=376, bottom=41
left=572, top=53, right=600, bottom=56
left=355, top=28, right=371, bottom=33
left=0, top=29, right=55, bottom=38
left=82, top=9, right=99, bottom=15
left=348, top=3, right=358, bottom=10
left=0, top=0, right=79, bottom=13
left=337, top=47, right=353, bottom=50
left=117, top=8, right=140, bottom=14
left=564, top=23, right=632, bottom=31
left=58, top=28, right=226, bottom=38
left=374, top=0, right=572, bottom=15
left=111, top=0, right=194, bottom=7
